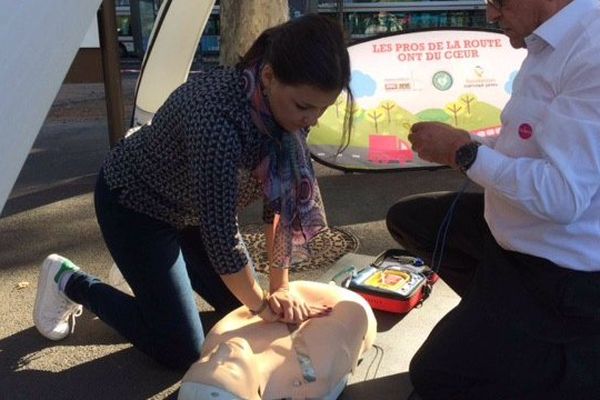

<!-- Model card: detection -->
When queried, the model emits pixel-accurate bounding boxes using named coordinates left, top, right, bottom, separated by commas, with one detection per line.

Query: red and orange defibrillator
left=343, top=249, right=438, bottom=314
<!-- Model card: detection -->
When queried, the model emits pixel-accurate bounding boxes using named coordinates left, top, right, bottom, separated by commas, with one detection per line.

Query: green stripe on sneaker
left=54, top=259, right=79, bottom=283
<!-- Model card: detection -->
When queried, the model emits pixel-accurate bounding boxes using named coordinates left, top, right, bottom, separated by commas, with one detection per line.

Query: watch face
left=456, top=142, right=480, bottom=171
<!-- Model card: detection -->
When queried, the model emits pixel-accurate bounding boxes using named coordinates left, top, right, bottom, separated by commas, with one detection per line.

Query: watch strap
left=455, top=141, right=481, bottom=173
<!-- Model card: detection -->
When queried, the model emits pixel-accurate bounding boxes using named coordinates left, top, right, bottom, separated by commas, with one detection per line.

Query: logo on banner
left=432, top=71, right=453, bottom=91
left=384, top=78, right=414, bottom=92
left=475, top=65, right=484, bottom=77
left=464, top=65, right=498, bottom=89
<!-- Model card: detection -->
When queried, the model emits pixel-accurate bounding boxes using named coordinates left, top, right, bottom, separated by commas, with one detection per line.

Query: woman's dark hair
left=238, top=14, right=354, bottom=152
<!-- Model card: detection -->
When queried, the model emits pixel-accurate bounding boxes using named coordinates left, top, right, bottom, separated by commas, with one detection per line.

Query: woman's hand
left=255, top=301, right=280, bottom=322
left=267, top=286, right=331, bottom=324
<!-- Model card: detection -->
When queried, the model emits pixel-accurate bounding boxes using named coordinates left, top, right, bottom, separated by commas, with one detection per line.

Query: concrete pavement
left=0, top=73, right=470, bottom=399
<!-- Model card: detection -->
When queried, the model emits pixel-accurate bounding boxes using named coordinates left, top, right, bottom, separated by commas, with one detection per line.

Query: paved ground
left=0, top=70, right=471, bottom=399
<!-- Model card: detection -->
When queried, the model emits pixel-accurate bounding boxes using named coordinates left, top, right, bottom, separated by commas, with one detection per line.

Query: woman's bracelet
left=249, top=289, right=269, bottom=315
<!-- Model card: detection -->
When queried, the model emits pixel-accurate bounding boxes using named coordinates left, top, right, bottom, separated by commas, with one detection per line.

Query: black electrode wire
left=340, top=180, right=471, bottom=385
left=430, top=179, right=471, bottom=273
left=363, top=344, right=385, bottom=381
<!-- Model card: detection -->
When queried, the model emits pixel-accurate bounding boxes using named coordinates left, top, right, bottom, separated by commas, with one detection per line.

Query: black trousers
left=387, top=192, right=600, bottom=400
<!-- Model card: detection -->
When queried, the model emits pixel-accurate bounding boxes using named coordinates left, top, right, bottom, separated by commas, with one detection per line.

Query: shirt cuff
left=466, top=145, right=506, bottom=188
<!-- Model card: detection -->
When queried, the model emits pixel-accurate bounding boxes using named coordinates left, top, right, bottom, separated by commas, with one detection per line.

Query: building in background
left=117, top=0, right=489, bottom=61
left=115, top=0, right=163, bottom=58
left=325, top=1, right=489, bottom=39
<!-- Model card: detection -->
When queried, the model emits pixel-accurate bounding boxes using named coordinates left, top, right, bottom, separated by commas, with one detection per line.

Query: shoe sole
left=33, top=254, right=68, bottom=341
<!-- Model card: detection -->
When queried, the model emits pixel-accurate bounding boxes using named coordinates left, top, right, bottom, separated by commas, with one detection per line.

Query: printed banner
left=308, top=29, right=527, bottom=171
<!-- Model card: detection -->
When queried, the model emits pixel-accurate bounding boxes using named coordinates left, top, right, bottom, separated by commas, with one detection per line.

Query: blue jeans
left=64, top=170, right=241, bottom=370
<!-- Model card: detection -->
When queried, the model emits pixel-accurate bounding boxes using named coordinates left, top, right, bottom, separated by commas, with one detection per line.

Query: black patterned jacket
left=102, top=66, right=270, bottom=274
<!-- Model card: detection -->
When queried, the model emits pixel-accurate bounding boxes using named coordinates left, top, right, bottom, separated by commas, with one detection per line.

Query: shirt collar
left=527, top=0, right=596, bottom=50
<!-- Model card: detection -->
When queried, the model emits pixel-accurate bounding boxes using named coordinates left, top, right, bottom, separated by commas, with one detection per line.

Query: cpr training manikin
left=178, top=280, right=377, bottom=400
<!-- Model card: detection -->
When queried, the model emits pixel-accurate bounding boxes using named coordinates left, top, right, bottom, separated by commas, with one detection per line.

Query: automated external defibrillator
left=335, top=249, right=438, bottom=314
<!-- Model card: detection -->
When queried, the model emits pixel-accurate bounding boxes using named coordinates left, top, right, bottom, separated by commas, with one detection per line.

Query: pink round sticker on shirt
left=518, top=123, right=533, bottom=139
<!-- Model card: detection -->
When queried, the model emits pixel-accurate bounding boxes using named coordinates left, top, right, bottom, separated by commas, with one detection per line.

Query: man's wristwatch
left=455, top=141, right=481, bottom=173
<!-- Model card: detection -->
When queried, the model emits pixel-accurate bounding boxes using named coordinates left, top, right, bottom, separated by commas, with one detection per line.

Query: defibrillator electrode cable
left=363, top=343, right=385, bottom=380
left=326, top=179, right=470, bottom=385
left=430, top=179, right=471, bottom=274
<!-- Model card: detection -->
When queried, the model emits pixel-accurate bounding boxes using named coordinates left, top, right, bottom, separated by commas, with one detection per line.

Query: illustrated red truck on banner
left=368, top=135, right=414, bottom=164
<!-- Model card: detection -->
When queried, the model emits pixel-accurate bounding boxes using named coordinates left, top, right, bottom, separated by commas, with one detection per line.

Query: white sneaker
left=33, top=254, right=83, bottom=341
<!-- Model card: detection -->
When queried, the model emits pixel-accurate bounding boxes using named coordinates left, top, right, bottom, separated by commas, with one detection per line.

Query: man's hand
left=255, top=302, right=279, bottom=322
left=408, top=122, right=472, bottom=168
left=268, top=287, right=331, bottom=324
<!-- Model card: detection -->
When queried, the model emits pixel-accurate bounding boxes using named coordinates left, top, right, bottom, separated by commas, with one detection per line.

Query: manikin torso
left=178, top=281, right=377, bottom=400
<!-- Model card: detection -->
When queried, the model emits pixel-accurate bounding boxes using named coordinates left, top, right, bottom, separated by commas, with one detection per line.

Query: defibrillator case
left=345, top=249, right=438, bottom=314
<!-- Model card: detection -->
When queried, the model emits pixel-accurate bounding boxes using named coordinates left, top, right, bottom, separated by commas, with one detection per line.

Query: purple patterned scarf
left=242, top=63, right=327, bottom=268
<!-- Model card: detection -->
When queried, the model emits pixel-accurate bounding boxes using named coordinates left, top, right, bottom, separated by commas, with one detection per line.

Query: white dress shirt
left=468, top=0, right=600, bottom=271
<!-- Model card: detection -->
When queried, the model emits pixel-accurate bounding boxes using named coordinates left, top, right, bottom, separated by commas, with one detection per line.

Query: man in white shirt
left=386, top=0, right=600, bottom=398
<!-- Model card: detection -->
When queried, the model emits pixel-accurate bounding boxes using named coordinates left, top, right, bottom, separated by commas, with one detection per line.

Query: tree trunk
left=219, top=0, right=289, bottom=66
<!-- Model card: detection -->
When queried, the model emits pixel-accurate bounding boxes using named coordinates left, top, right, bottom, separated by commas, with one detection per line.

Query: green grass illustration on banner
left=309, top=92, right=502, bottom=149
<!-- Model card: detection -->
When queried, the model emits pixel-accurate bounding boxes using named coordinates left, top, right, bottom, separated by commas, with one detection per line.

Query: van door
left=131, top=0, right=216, bottom=127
